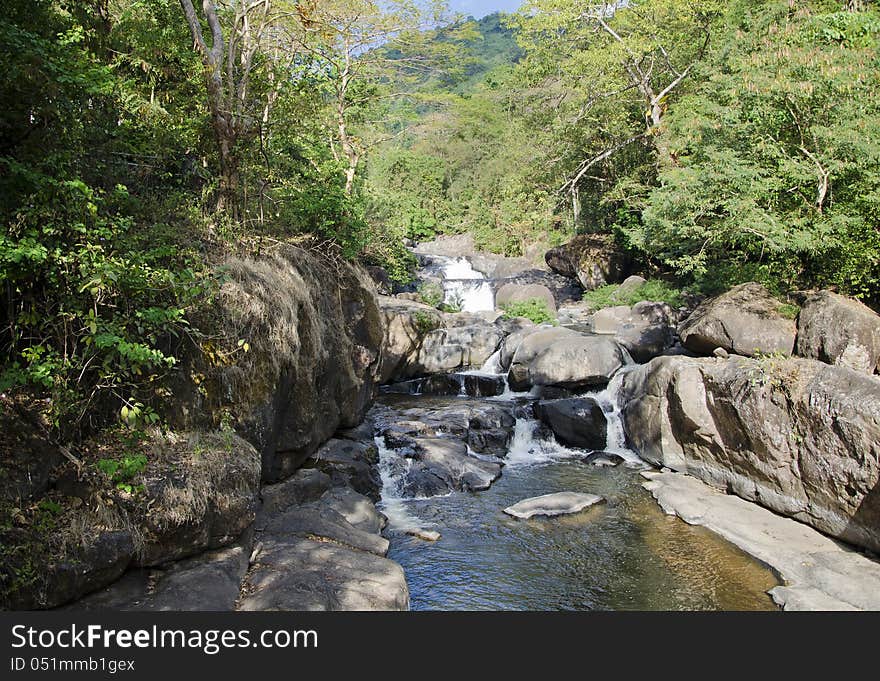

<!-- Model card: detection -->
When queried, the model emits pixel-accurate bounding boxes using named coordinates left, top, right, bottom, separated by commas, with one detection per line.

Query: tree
left=178, top=0, right=301, bottom=216
left=634, top=0, right=880, bottom=298
left=512, top=0, right=723, bottom=226
left=290, top=0, right=447, bottom=195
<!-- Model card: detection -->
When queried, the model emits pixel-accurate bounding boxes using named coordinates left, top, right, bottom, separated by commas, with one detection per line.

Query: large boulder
left=534, top=398, right=608, bottom=450
left=591, top=301, right=676, bottom=363
left=544, top=234, right=631, bottom=290
left=508, top=330, right=627, bottom=390
left=678, top=282, right=796, bottom=357
left=620, top=354, right=880, bottom=553
left=493, top=269, right=583, bottom=305
left=402, top=438, right=502, bottom=497
left=168, top=246, right=384, bottom=483
left=495, top=282, right=557, bottom=313
left=2, top=430, right=262, bottom=609
left=303, top=438, right=382, bottom=502
left=378, top=297, right=506, bottom=381
left=796, top=290, right=880, bottom=374
left=238, top=537, right=409, bottom=611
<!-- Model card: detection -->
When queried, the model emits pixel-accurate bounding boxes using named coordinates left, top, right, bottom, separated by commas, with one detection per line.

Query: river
left=375, top=389, right=780, bottom=611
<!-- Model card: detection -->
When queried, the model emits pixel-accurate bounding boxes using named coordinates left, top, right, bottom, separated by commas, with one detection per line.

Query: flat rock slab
left=261, top=502, right=389, bottom=557
left=238, top=537, right=409, bottom=611
left=641, top=470, right=880, bottom=611
left=503, top=492, right=605, bottom=519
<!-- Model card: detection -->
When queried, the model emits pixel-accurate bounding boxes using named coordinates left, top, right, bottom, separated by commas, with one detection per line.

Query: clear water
left=378, top=394, right=780, bottom=611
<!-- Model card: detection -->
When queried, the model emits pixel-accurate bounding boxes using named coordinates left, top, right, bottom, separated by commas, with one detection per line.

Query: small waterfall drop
left=375, top=436, right=423, bottom=532
left=584, top=366, right=644, bottom=465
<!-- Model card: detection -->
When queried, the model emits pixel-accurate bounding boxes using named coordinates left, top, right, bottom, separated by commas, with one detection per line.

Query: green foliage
left=413, top=310, right=441, bottom=334
left=630, top=0, right=880, bottom=301
left=500, top=298, right=556, bottom=325
left=417, top=281, right=445, bottom=308
left=583, top=280, right=687, bottom=310
left=96, top=453, right=148, bottom=493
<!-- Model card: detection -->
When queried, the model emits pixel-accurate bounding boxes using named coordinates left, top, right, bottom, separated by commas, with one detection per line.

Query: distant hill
left=381, top=12, right=522, bottom=95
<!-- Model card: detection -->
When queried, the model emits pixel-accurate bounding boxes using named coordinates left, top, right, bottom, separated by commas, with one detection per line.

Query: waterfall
left=479, top=349, right=503, bottom=374
left=438, top=256, right=494, bottom=313
left=584, top=366, right=644, bottom=465
left=375, top=435, right=423, bottom=531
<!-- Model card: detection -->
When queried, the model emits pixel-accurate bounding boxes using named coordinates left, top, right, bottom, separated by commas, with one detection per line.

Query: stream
left=375, top=373, right=780, bottom=611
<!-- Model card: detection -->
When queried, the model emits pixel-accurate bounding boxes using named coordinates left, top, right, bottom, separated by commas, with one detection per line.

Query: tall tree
left=291, top=0, right=447, bottom=195
left=178, top=0, right=299, bottom=216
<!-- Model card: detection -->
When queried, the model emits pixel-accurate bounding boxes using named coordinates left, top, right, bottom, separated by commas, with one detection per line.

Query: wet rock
left=621, top=354, right=880, bottom=553
left=504, top=492, right=605, bottom=519
left=335, top=419, right=375, bottom=442
left=678, top=282, right=796, bottom=357
left=304, top=438, right=382, bottom=502
left=796, top=290, right=880, bottom=374
left=584, top=452, right=625, bottom=467
left=406, top=529, right=441, bottom=542
left=462, top=374, right=506, bottom=397
left=405, top=437, right=502, bottom=496
left=239, top=537, right=409, bottom=611
left=534, top=398, right=608, bottom=450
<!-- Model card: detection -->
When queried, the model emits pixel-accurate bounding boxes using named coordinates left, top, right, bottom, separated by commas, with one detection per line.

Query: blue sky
left=448, top=0, right=524, bottom=19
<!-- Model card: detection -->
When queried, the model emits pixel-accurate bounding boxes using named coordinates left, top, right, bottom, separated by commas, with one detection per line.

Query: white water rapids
left=377, top=359, right=644, bottom=531
left=435, top=256, right=495, bottom=313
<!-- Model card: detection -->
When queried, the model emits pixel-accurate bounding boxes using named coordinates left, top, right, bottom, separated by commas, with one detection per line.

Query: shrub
left=583, top=279, right=686, bottom=310
left=417, top=281, right=445, bottom=308
left=500, top=298, right=556, bottom=325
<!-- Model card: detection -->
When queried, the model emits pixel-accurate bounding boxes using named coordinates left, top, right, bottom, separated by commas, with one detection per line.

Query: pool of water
left=378, top=396, right=780, bottom=611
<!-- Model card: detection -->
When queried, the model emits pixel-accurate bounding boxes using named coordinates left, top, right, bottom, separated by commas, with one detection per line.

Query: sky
left=448, top=0, right=524, bottom=19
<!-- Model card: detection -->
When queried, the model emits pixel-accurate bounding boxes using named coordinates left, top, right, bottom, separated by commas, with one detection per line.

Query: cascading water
left=436, top=256, right=495, bottom=313
left=375, top=435, right=424, bottom=533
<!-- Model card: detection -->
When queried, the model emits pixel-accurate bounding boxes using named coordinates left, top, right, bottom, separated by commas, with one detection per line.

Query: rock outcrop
left=678, top=282, right=796, bottom=357
left=378, top=297, right=511, bottom=382
left=621, top=354, right=880, bottom=553
left=170, top=246, right=384, bottom=483
left=544, top=234, right=631, bottom=290
left=796, top=290, right=880, bottom=374
left=590, top=301, right=676, bottom=362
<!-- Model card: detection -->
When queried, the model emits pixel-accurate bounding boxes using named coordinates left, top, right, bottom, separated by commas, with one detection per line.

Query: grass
left=583, top=279, right=686, bottom=310
left=500, top=298, right=557, bottom=325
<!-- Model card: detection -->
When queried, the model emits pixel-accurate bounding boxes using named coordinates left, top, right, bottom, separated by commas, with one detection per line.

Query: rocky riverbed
left=8, top=234, right=880, bottom=612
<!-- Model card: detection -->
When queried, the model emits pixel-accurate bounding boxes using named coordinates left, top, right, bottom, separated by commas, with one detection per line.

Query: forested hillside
left=368, top=1, right=880, bottom=300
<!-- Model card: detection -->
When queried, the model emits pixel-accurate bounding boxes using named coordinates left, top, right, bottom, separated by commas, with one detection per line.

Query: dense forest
left=1, top=0, right=879, bottom=445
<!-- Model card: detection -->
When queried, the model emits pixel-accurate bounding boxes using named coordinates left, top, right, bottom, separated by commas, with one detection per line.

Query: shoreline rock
left=642, top=470, right=880, bottom=611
